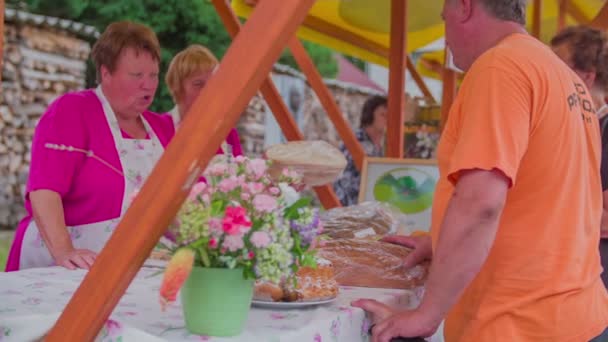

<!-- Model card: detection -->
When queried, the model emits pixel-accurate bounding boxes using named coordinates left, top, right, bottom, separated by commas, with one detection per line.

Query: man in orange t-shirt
left=353, top=1, right=608, bottom=341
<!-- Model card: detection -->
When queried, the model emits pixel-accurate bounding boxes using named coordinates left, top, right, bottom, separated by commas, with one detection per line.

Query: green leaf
left=284, top=197, right=312, bottom=219
left=199, top=246, right=211, bottom=267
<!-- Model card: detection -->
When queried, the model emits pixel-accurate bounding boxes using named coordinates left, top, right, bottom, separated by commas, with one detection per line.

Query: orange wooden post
left=386, top=0, right=407, bottom=158
left=211, top=0, right=341, bottom=209
left=557, top=0, right=568, bottom=32
left=287, top=37, right=366, bottom=171
left=45, top=0, right=316, bottom=340
left=590, top=2, right=608, bottom=30
left=440, top=50, right=457, bottom=131
left=532, top=0, right=542, bottom=39
left=406, top=56, right=436, bottom=104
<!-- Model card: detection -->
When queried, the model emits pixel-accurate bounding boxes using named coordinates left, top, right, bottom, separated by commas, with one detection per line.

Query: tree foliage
left=9, top=0, right=339, bottom=112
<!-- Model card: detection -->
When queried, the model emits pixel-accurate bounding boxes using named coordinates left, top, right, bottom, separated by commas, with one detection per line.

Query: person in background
left=333, top=95, right=387, bottom=206
left=165, top=44, right=242, bottom=157
left=353, top=0, right=608, bottom=341
left=5, top=21, right=174, bottom=271
left=551, top=25, right=608, bottom=288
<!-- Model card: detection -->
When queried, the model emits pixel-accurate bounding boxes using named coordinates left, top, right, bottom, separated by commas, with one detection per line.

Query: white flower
left=278, top=182, right=299, bottom=207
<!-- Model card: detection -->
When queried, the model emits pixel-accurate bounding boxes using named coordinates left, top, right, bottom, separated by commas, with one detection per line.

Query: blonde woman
left=166, top=44, right=242, bottom=156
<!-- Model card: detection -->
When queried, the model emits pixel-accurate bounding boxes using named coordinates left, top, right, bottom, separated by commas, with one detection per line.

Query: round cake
left=253, top=258, right=339, bottom=302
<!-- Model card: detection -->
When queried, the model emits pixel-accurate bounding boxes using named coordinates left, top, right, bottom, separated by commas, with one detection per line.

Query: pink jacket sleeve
left=227, top=128, right=243, bottom=157
left=27, top=94, right=87, bottom=197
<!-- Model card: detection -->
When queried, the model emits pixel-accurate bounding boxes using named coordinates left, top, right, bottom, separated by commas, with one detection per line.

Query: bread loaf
left=318, top=238, right=428, bottom=289
left=265, top=140, right=347, bottom=186
left=320, top=202, right=399, bottom=239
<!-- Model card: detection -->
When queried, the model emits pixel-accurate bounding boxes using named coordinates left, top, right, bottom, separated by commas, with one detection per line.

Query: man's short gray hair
left=478, top=0, right=527, bottom=25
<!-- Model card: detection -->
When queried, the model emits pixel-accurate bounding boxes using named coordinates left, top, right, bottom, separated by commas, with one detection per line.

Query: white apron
left=19, top=86, right=165, bottom=269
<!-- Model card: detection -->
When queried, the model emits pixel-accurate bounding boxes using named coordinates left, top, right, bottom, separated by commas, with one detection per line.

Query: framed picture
left=359, top=157, right=439, bottom=233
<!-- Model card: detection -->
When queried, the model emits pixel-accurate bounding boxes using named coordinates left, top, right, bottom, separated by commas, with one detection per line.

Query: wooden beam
left=440, top=50, right=457, bottom=132
left=590, top=1, right=608, bottom=30
left=558, top=0, right=568, bottom=32
left=406, top=56, right=436, bottom=104
left=532, top=0, right=542, bottom=39
left=302, top=16, right=387, bottom=58
left=566, top=1, right=590, bottom=25
left=287, top=38, right=366, bottom=172
left=0, top=0, right=4, bottom=84
left=45, top=0, right=316, bottom=340
left=386, top=0, right=407, bottom=158
left=212, top=0, right=341, bottom=209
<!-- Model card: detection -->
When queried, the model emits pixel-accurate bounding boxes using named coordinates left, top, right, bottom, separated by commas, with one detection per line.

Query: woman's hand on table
left=54, top=248, right=97, bottom=270
left=381, top=235, right=432, bottom=269
left=351, top=299, right=439, bottom=342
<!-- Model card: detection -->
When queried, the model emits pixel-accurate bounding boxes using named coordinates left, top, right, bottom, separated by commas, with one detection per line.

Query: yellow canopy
left=233, top=0, right=605, bottom=79
left=232, top=0, right=444, bottom=67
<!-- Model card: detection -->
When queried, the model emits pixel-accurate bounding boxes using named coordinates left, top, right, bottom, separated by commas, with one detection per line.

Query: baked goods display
left=320, top=201, right=401, bottom=239
left=253, top=258, right=339, bottom=302
left=318, top=238, right=428, bottom=289
left=265, top=140, right=347, bottom=186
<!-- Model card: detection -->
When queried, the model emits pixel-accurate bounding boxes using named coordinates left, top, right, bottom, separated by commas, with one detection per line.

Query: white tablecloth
left=0, top=266, right=443, bottom=341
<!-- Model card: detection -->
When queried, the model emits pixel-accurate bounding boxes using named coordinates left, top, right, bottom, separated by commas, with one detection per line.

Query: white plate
left=251, top=297, right=337, bottom=309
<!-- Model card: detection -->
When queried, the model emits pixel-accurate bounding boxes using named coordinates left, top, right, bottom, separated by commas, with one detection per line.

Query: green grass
left=0, top=232, right=13, bottom=271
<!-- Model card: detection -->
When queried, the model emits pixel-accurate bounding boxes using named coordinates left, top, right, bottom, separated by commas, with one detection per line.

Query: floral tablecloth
left=0, top=266, right=443, bottom=342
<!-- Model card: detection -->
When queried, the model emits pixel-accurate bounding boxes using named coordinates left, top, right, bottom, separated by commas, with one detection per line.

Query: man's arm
left=418, top=168, right=509, bottom=323
left=353, top=168, right=509, bottom=340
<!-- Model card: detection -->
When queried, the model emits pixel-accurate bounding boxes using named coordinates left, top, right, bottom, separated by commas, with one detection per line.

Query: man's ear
left=456, top=0, right=474, bottom=23
left=579, top=70, right=597, bottom=89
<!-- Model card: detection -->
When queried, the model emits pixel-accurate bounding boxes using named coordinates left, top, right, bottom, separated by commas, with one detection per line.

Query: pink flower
left=247, top=159, right=267, bottom=179
left=249, top=182, right=265, bottom=195
left=218, top=177, right=238, bottom=193
left=222, top=206, right=252, bottom=235
left=269, top=187, right=280, bottom=195
left=235, top=155, right=246, bottom=163
left=188, top=182, right=207, bottom=201
left=223, top=235, right=244, bottom=252
left=250, top=231, right=271, bottom=248
left=241, top=193, right=251, bottom=201
left=209, top=218, right=223, bottom=235
left=253, top=194, right=277, bottom=213
left=209, top=238, right=218, bottom=248
left=207, top=163, right=227, bottom=176
left=104, top=319, right=123, bottom=338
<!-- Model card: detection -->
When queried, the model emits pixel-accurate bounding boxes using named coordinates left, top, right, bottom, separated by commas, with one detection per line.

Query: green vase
left=180, top=267, right=254, bottom=336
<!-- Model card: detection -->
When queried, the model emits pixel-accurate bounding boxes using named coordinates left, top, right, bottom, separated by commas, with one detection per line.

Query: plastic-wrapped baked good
left=253, top=258, right=339, bottom=302
left=318, top=238, right=428, bottom=289
left=265, top=140, right=347, bottom=186
left=320, top=201, right=410, bottom=239
left=283, top=258, right=339, bottom=302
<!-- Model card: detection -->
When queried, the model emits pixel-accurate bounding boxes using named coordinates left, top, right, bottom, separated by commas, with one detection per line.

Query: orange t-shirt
left=432, top=33, right=608, bottom=341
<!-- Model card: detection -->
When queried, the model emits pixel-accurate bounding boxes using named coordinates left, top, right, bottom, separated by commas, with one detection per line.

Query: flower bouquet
left=157, top=155, right=323, bottom=336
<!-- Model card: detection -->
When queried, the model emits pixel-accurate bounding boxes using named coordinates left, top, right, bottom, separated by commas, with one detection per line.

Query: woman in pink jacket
left=6, top=21, right=174, bottom=271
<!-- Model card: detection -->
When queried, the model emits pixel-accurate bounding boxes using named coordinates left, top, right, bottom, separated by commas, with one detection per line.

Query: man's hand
left=382, top=235, right=432, bottom=269
left=351, top=299, right=440, bottom=342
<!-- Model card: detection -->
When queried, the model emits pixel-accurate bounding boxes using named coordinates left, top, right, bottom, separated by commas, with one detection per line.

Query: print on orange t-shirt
left=432, top=33, right=608, bottom=342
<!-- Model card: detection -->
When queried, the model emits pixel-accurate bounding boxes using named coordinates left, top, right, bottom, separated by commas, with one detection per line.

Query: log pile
left=1, top=21, right=92, bottom=229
